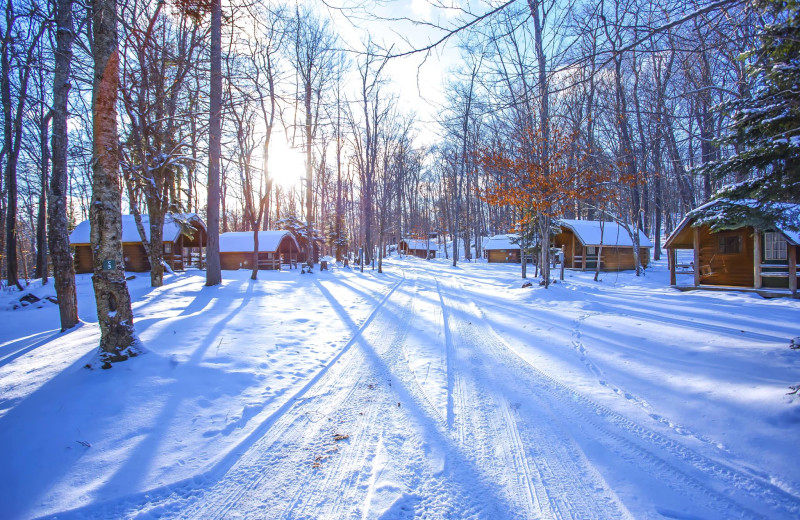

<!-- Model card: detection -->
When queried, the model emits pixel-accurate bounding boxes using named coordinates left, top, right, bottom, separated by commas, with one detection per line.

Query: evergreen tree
left=703, top=0, right=800, bottom=203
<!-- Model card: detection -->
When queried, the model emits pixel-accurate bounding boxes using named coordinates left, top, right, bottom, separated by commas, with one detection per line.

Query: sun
left=267, top=137, right=306, bottom=189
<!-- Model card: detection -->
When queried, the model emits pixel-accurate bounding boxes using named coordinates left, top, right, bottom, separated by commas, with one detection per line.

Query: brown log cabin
left=399, top=239, right=437, bottom=259
left=69, top=213, right=207, bottom=274
left=664, top=203, right=798, bottom=297
left=483, top=234, right=535, bottom=263
left=219, top=231, right=301, bottom=270
left=554, top=220, right=652, bottom=271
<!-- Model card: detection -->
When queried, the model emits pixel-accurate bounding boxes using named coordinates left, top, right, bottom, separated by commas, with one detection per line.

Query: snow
left=218, top=230, right=299, bottom=253
left=560, top=219, right=654, bottom=248
left=1, top=258, right=799, bottom=518
left=483, top=234, right=521, bottom=250
left=401, top=238, right=439, bottom=251
left=69, top=213, right=204, bottom=245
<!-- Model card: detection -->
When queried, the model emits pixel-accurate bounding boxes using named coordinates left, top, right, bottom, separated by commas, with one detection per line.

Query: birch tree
left=90, top=0, right=139, bottom=365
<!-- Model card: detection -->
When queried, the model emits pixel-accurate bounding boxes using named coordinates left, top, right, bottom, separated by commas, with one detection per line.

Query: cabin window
left=764, top=232, right=787, bottom=261
left=586, top=246, right=597, bottom=255
left=163, top=242, right=172, bottom=254
left=717, top=235, right=741, bottom=254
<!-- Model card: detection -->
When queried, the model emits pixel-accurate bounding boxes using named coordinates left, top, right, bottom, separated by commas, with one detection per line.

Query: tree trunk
left=205, top=0, right=222, bottom=286
left=48, top=0, right=79, bottom=330
left=538, top=214, right=550, bottom=286
left=251, top=229, right=260, bottom=280
left=2, top=13, right=21, bottom=290
left=305, top=79, right=314, bottom=268
left=594, top=219, right=605, bottom=282
left=147, top=208, right=165, bottom=286
left=91, top=0, right=138, bottom=364
left=36, top=113, right=51, bottom=281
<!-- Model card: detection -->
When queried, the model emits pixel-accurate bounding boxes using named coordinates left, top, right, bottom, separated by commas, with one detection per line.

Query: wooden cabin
left=399, top=238, right=437, bottom=259
left=69, top=213, right=207, bottom=274
left=219, top=231, right=301, bottom=270
left=554, top=219, right=651, bottom=271
left=483, top=234, right=534, bottom=263
left=664, top=202, right=798, bottom=296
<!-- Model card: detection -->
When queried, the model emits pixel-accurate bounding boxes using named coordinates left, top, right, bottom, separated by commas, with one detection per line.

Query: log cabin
left=483, top=234, right=535, bottom=263
left=664, top=201, right=798, bottom=296
left=554, top=219, right=652, bottom=271
left=219, top=231, right=301, bottom=270
left=399, top=239, right=437, bottom=259
left=69, top=213, right=207, bottom=273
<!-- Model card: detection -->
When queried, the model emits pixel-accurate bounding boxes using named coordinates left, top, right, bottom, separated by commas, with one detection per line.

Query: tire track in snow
left=153, top=269, right=497, bottom=518
left=170, top=276, right=421, bottom=519
left=46, top=275, right=408, bottom=520
left=436, top=276, right=631, bottom=520
left=435, top=276, right=543, bottom=517
left=460, top=278, right=800, bottom=519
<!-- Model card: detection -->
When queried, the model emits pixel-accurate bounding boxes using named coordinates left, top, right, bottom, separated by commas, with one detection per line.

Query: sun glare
left=268, top=139, right=306, bottom=189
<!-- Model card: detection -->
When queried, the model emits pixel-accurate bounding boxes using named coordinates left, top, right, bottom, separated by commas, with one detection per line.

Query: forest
left=1, top=0, right=798, bottom=360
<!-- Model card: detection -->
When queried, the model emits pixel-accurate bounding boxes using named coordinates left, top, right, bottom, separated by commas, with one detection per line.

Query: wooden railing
left=759, top=263, right=790, bottom=277
left=573, top=255, right=602, bottom=269
left=257, top=258, right=281, bottom=270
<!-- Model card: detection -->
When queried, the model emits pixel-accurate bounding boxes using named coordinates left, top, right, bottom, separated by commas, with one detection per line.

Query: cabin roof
left=559, top=219, right=653, bottom=248
left=69, top=213, right=204, bottom=245
left=483, top=234, right=521, bottom=250
left=665, top=200, right=800, bottom=248
left=401, top=239, right=438, bottom=251
left=219, top=231, right=299, bottom=253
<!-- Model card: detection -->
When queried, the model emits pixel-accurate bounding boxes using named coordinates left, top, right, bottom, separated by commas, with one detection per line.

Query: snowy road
left=52, top=261, right=800, bottom=519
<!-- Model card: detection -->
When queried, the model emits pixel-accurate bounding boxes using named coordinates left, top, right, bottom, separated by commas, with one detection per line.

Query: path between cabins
left=51, top=263, right=800, bottom=519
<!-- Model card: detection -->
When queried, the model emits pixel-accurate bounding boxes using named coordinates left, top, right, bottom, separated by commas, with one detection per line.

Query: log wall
left=487, top=250, right=520, bottom=263
left=697, top=226, right=754, bottom=287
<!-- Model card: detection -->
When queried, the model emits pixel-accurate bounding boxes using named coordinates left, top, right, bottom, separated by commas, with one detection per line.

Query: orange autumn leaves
left=478, top=125, right=626, bottom=220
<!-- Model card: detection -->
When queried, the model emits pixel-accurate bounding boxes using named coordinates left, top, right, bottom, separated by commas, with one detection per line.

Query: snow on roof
left=69, top=213, right=204, bottom=245
left=401, top=239, right=438, bottom=251
left=784, top=228, right=800, bottom=246
left=219, top=231, right=298, bottom=253
left=483, top=234, right=521, bottom=250
left=559, top=219, right=654, bottom=248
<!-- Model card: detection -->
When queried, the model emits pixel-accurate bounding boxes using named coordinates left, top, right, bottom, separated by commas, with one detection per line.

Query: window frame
left=764, top=231, right=787, bottom=261
left=717, top=234, right=742, bottom=255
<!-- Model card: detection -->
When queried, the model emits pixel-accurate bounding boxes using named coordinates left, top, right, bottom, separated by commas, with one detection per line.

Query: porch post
left=668, top=248, right=676, bottom=286
left=571, top=234, right=576, bottom=268
left=789, top=244, right=797, bottom=296
left=692, top=227, right=700, bottom=287
left=754, top=229, right=762, bottom=289
left=581, top=246, right=586, bottom=271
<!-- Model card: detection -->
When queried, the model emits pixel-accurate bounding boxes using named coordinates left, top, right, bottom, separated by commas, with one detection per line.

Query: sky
left=267, top=0, right=469, bottom=188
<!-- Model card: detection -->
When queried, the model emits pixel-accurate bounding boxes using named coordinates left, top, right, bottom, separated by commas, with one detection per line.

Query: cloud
left=410, top=0, right=433, bottom=21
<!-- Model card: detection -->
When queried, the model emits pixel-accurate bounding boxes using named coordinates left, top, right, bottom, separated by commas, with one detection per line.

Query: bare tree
left=290, top=6, right=336, bottom=268
left=48, top=0, right=79, bottom=330
left=2, top=0, right=47, bottom=290
left=205, top=0, right=222, bottom=286
left=90, top=0, right=139, bottom=365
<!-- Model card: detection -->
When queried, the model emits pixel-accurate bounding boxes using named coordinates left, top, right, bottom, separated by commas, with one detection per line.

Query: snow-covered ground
left=1, top=257, right=798, bottom=519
